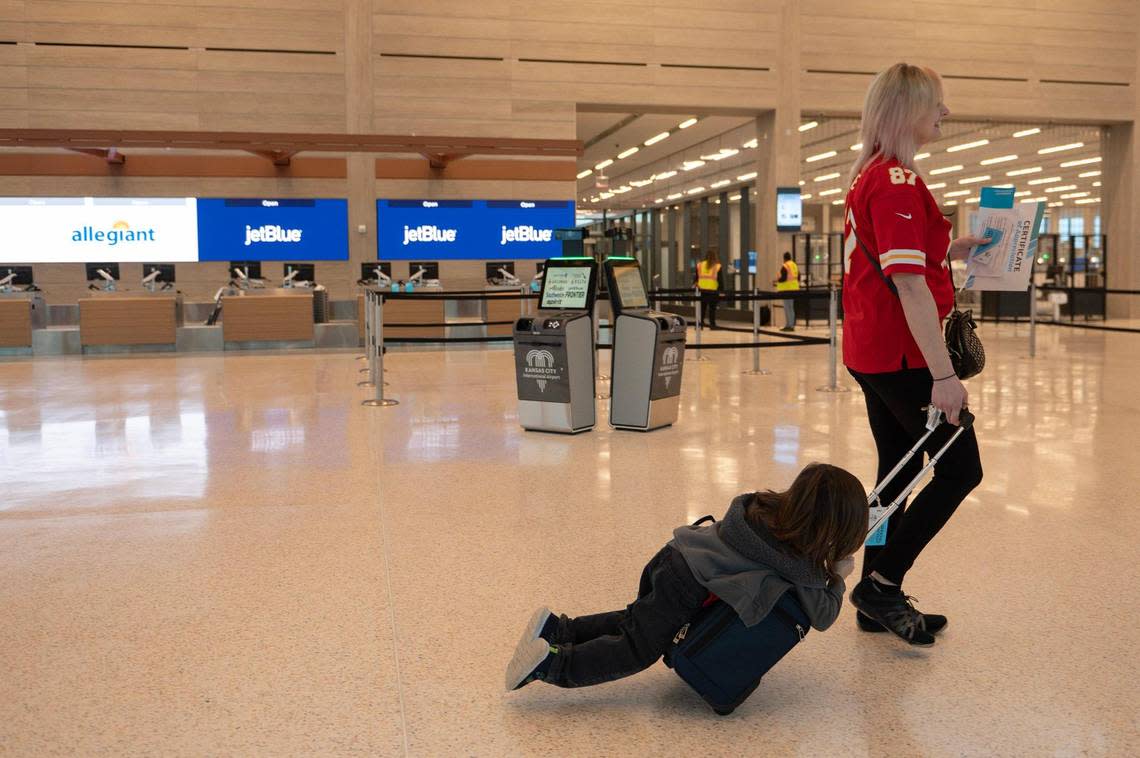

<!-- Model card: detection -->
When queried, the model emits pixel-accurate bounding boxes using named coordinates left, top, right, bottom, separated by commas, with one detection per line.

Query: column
left=682, top=201, right=693, bottom=286
left=345, top=0, right=376, bottom=276
left=739, top=186, right=752, bottom=292
left=752, top=0, right=802, bottom=291
left=1104, top=122, right=1137, bottom=318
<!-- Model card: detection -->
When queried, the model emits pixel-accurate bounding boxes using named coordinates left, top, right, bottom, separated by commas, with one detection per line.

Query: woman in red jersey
left=842, top=63, right=988, bottom=647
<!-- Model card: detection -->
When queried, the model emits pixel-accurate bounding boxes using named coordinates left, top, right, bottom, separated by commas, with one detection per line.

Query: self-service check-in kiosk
left=512, top=257, right=598, bottom=434
left=605, top=257, right=686, bottom=431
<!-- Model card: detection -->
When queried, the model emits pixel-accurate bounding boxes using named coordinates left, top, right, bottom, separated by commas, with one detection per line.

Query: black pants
left=849, top=368, right=983, bottom=585
left=699, top=290, right=718, bottom=327
left=544, top=545, right=708, bottom=688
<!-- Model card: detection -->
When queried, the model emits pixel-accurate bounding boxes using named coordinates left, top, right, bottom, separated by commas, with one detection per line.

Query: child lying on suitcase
left=506, top=463, right=866, bottom=692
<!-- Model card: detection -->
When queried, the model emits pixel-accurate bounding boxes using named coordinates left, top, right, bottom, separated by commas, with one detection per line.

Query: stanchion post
left=1029, top=279, right=1037, bottom=358
left=594, top=298, right=610, bottom=399
left=363, top=292, right=398, bottom=407
left=742, top=287, right=770, bottom=376
left=358, top=290, right=378, bottom=386
left=358, top=288, right=372, bottom=365
left=817, top=285, right=849, bottom=393
left=688, top=287, right=709, bottom=361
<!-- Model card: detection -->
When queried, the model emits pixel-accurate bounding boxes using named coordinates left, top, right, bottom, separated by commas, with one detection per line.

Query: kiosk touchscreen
left=512, top=257, right=598, bottom=434
left=604, top=257, right=686, bottom=431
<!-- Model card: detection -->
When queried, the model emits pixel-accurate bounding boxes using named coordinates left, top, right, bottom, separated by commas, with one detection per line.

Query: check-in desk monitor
left=513, top=258, right=598, bottom=434
left=603, top=257, right=686, bottom=431
left=85, top=262, right=120, bottom=281
left=143, top=263, right=176, bottom=283
left=2, top=266, right=34, bottom=287
left=284, top=262, right=314, bottom=281
left=229, top=260, right=263, bottom=279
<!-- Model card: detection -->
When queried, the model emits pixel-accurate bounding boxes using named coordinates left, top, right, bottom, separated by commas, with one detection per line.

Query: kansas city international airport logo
left=524, top=348, right=557, bottom=392
left=659, top=345, right=682, bottom=390
left=71, top=219, right=156, bottom=246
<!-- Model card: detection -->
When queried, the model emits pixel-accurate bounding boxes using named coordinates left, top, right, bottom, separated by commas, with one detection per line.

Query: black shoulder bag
left=850, top=229, right=985, bottom=380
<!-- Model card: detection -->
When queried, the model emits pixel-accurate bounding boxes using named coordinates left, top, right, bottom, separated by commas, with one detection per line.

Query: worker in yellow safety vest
left=773, top=251, right=800, bottom=332
left=696, top=249, right=721, bottom=329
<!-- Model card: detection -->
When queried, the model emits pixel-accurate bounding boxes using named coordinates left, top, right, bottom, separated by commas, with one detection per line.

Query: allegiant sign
left=377, top=199, right=573, bottom=260
left=0, top=197, right=199, bottom=263
left=196, top=198, right=348, bottom=261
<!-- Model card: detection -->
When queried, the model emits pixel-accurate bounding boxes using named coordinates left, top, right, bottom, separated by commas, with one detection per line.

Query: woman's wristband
left=932, top=372, right=957, bottom=382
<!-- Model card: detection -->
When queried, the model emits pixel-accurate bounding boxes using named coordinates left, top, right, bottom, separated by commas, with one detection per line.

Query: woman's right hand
left=931, top=375, right=968, bottom=425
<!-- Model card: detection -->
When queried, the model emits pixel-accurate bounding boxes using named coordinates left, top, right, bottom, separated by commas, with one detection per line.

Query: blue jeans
left=544, top=545, right=708, bottom=688
left=782, top=298, right=795, bottom=329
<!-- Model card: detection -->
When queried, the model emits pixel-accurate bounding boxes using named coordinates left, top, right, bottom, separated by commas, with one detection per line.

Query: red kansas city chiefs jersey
left=842, top=157, right=954, bottom=373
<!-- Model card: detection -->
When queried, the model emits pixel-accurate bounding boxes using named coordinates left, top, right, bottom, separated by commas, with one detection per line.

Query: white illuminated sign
left=0, top=197, right=199, bottom=263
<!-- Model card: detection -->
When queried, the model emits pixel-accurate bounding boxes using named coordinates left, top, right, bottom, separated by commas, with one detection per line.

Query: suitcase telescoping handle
left=866, top=405, right=975, bottom=537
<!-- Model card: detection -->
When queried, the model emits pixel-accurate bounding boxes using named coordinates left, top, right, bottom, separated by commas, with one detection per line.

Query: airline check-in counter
left=0, top=290, right=47, bottom=354
left=79, top=290, right=184, bottom=352
left=219, top=288, right=315, bottom=348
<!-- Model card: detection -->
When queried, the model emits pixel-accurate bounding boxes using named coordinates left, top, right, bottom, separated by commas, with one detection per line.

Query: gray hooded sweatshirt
left=669, top=494, right=845, bottom=631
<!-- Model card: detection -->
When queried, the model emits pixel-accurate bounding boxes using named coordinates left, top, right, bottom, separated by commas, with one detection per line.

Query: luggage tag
left=866, top=504, right=889, bottom=547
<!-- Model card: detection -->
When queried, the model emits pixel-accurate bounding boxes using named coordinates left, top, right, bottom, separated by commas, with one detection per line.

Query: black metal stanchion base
left=743, top=368, right=771, bottom=375
left=362, top=398, right=399, bottom=407
left=815, top=383, right=850, bottom=393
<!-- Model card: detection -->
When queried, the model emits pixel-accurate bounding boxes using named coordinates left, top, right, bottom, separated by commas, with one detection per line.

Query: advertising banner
left=0, top=197, right=199, bottom=263
left=196, top=198, right=349, bottom=261
left=376, top=199, right=574, bottom=260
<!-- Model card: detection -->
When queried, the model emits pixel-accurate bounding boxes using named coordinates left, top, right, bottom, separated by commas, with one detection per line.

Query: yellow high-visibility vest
left=697, top=261, right=721, bottom=291
left=776, top=260, right=800, bottom=291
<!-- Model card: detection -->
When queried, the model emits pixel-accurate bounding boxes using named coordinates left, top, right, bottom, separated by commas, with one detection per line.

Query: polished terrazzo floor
left=1, top=321, right=1138, bottom=756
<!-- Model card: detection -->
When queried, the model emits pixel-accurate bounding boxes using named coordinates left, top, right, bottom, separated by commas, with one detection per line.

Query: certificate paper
left=962, top=187, right=1044, bottom=292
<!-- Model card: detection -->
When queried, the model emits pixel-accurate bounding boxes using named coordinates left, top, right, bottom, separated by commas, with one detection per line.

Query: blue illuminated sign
left=197, top=198, right=349, bottom=261
left=376, top=199, right=574, bottom=260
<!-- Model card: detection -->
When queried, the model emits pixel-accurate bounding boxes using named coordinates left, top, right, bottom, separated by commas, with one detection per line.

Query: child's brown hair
left=745, top=463, right=867, bottom=581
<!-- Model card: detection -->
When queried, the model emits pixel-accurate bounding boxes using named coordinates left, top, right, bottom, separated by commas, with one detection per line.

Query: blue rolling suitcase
left=663, top=591, right=809, bottom=716
left=665, top=407, right=975, bottom=715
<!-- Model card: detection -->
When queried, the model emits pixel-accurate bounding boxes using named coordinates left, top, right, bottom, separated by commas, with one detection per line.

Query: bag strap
left=851, top=223, right=962, bottom=309
left=691, top=515, right=716, bottom=527
left=850, top=225, right=899, bottom=298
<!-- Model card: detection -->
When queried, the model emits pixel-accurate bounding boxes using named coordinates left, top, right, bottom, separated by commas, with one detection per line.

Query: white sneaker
left=518, top=606, right=552, bottom=647
left=505, top=637, right=552, bottom=692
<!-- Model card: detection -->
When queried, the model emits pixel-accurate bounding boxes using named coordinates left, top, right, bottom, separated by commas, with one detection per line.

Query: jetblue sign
left=377, top=199, right=573, bottom=260
left=196, top=198, right=348, bottom=261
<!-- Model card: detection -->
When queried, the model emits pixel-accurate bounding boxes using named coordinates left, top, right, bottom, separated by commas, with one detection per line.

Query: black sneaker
left=850, top=577, right=936, bottom=646
left=857, top=610, right=948, bottom=635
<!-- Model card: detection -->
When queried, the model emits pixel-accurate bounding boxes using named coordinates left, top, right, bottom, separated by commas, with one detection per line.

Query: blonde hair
left=849, top=63, right=942, bottom=184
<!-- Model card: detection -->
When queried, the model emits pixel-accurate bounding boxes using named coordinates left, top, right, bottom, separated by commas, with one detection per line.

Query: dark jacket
left=669, top=494, right=846, bottom=631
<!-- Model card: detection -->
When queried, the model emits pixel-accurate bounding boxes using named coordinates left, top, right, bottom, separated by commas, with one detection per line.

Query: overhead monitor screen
left=0, top=197, right=199, bottom=263
left=376, top=199, right=574, bottom=260
left=196, top=198, right=348, bottom=261
left=540, top=264, right=592, bottom=311
left=776, top=187, right=803, bottom=232
left=612, top=263, right=648, bottom=310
